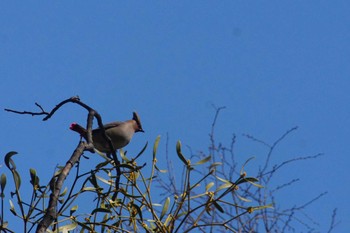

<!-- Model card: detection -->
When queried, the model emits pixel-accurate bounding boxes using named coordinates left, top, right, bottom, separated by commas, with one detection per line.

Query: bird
left=70, top=112, right=144, bottom=153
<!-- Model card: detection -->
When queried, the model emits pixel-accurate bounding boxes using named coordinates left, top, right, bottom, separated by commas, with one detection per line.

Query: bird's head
left=132, top=112, right=144, bottom=133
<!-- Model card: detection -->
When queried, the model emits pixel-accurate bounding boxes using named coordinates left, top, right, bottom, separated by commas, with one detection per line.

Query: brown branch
left=36, top=141, right=86, bottom=233
left=4, top=102, right=49, bottom=117
left=5, top=96, right=122, bottom=231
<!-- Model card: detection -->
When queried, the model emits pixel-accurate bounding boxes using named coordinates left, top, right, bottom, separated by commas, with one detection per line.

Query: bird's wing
left=102, top=121, right=123, bottom=130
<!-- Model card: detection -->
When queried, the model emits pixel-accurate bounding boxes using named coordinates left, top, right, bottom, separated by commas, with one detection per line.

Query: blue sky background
left=1, top=1, right=349, bottom=232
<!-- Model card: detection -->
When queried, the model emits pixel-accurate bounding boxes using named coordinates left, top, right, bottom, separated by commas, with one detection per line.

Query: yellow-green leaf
left=195, top=155, right=211, bottom=165
left=96, top=175, right=113, bottom=186
left=240, top=157, right=255, bottom=175
left=70, top=205, right=78, bottom=216
left=1, top=173, right=6, bottom=193
left=75, top=221, right=94, bottom=231
left=91, top=208, right=111, bottom=215
left=9, top=200, right=16, bottom=216
left=82, top=187, right=97, bottom=192
left=155, top=165, right=167, bottom=173
left=29, top=168, right=39, bottom=188
left=209, top=162, right=222, bottom=169
left=58, top=221, right=78, bottom=233
left=236, top=177, right=263, bottom=188
left=119, top=149, right=129, bottom=162
left=205, top=182, right=214, bottom=192
left=215, top=176, right=230, bottom=184
left=216, top=183, right=234, bottom=192
left=160, top=197, right=170, bottom=220
left=176, top=141, right=188, bottom=165
left=135, top=141, right=148, bottom=160
left=59, top=187, right=68, bottom=197
left=236, top=194, right=252, bottom=202
left=13, top=170, right=21, bottom=190
left=253, top=203, right=274, bottom=211
left=4, top=151, right=18, bottom=170
left=153, top=136, right=161, bottom=159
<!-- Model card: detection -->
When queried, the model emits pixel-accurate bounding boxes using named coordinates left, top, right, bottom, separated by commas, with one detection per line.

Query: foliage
left=0, top=137, right=271, bottom=232
left=1, top=98, right=337, bottom=232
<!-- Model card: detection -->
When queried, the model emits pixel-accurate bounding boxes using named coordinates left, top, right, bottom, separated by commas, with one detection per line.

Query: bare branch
left=327, top=208, right=339, bottom=233
left=262, top=153, right=324, bottom=177
left=5, top=96, right=123, bottom=232
left=36, top=141, right=86, bottom=233
left=4, top=103, right=49, bottom=117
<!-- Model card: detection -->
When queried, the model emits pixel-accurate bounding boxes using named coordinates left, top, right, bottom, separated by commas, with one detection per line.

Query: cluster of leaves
left=0, top=135, right=269, bottom=233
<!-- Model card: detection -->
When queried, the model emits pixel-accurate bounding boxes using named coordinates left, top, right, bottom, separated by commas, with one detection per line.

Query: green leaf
left=75, top=221, right=94, bottom=231
left=205, top=182, right=214, bottom=192
left=215, top=175, right=230, bottom=184
left=130, top=203, right=143, bottom=221
left=155, top=165, right=167, bottom=173
left=240, top=157, right=255, bottom=175
left=9, top=200, right=16, bottom=216
left=135, top=141, right=148, bottom=160
left=1, top=173, right=7, bottom=193
left=236, top=194, right=252, bottom=202
left=59, top=187, right=68, bottom=197
left=176, top=141, right=188, bottom=165
left=58, top=221, right=78, bottom=233
left=160, top=197, right=170, bottom=220
left=29, top=168, right=36, bottom=180
left=209, top=162, right=222, bottom=169
left=213, top=200, right=224, bottom=213
left=29, top=168, right=39, bottom=188
left=244, top=177, right=259, bottom=183
left=252, top=203, right=274, bottom=211
left=95, top=160, right=110, bottom=169
left=102, top=213, right=109, bottom=222
left=96, top=175, right=113, bottom=186
left=119, top=149, right=129, bottom=162
left=70, top=205, right=78, bottom=216
left=13, top=170, right=21, bottom=190
left=95, top=149, right=110, bottom=160
left=152, top=203, right=162, bottom=207
left=236, top=177, right=263, bottom=188
left=245, top=177, right=264, bottom=188
left=216, top=183, right=234, bottom=192
left=89, top=173, right=99, bottom=189
left=120, top=190, right=142, bottom=198
left=153, top=135, right=161, bottom=159
left=82, top=187, right=98, bottom=192
left=101, top=213, right=109, bottom=232
left=195, top=155, right=212, bottom=165
left=4, top=151, right=18, bottom=170
left=91, top=208, right=112, bottom=215
left=118, top=163, right=137, bottom=170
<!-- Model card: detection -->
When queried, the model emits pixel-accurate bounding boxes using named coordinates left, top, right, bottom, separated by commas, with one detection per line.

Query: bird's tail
left=70, top=123, right=87, bottom=138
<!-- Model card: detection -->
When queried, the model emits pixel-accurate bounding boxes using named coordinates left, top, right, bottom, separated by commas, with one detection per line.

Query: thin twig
left=5, top=96, right=122, bottom=232
left=327, top=208, right=339, bottom=233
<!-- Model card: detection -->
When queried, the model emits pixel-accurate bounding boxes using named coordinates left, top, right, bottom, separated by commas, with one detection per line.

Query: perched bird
left=70, top=112, right=144, bottom=153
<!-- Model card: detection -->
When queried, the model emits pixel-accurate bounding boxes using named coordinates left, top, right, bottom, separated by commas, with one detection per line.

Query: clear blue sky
left=1, top=1, right=349, bottom=232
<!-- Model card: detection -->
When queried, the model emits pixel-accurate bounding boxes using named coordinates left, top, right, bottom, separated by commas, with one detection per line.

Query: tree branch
left=5, top=96, right=122, bottom=232
left=36, top=141, right=86, bottom=233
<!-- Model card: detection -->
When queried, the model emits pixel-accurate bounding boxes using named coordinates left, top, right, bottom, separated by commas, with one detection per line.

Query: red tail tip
left=70, top=122, right=77, bottom=130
